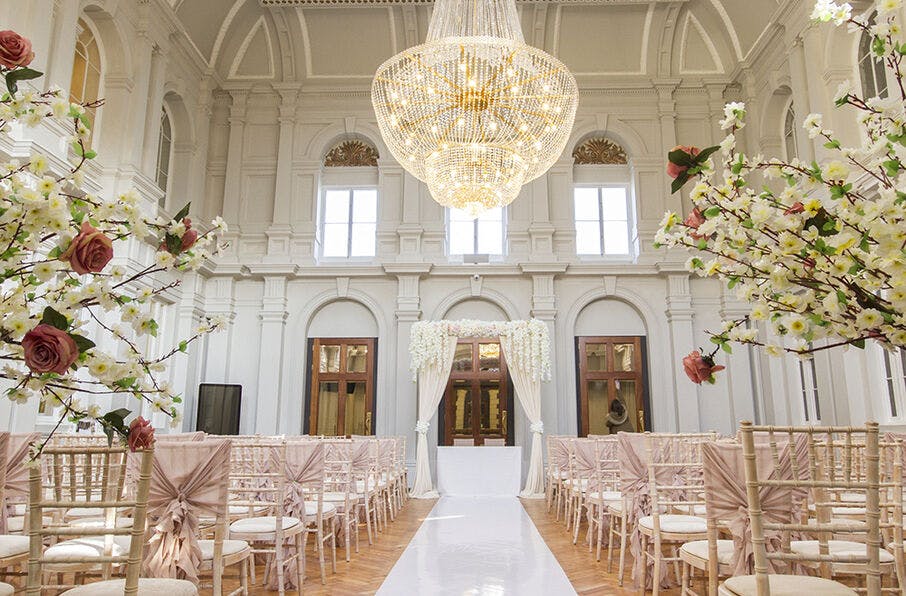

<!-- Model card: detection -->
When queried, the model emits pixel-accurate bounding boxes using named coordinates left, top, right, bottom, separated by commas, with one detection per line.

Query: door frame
left=438, top=337, right=515, bottom=446
left=574, top=336, right=651, bottom=436
left=303, top=337, right=378, bottom=435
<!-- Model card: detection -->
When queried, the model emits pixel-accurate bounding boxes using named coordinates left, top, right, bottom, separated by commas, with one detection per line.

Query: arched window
left=319, top=139, right=379, bottom=259
left=447, top=207, right=505, bottom=257
left=784, top=101, right=798, bottom=161
left=572, top=137, right=634, bottom=257
left=155, top=108, right=172, bottom=206
left=859, top=13, right=888, bottom=99
left=69, top=19, right=102, bottom=145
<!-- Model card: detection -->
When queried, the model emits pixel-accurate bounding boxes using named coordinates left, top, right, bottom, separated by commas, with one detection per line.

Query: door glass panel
left=319, top=345, right=341, bottom=373
left=479, top=343, right=501, bottom=373
left=613, top=344, right=634, bottom=371
left=452, top=343, right=473, bottom=372
left=479, top=380, right=501, bottom=434
left=345, top=381, right=367, bottom=435
left=346, top=345, right=368, bottom=373
left=451, top=380, right=472, bottom=435
left=317, top=382, right=339, bottom=435
left=586, top=344, right=607, bottom=372
left=587, top=380, right=609, bottom=435
left=614, top=379, right=638, bottom=432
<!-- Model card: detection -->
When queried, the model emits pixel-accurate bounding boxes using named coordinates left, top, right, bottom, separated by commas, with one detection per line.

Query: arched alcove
left=443, top=298, right=510, bottom=322
left=307, top=299, right=378, bottom=337
left=575, top=298, right=646, bottom=336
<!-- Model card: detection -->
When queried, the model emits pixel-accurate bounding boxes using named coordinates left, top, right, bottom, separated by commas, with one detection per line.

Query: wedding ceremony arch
left=408, top=319, right=552, bottom=498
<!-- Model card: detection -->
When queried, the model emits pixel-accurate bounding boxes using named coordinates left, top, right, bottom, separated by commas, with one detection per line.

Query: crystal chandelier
left=372, top=0, right=578, bottom=217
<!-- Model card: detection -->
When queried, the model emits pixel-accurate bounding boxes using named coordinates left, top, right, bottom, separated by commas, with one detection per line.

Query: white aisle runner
left=376, top=496, right=577, bottom=595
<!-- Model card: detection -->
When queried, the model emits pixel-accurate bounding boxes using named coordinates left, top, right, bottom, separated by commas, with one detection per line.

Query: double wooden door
left=442, top=338, right=512, bottom=446
left=308, top=338, right=375, bottom=436
left=576, top=336, right=649, bottom=436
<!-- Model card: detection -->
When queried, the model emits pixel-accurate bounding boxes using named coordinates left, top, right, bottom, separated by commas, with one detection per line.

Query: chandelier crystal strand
left=372, top=0, right=578, bottom=217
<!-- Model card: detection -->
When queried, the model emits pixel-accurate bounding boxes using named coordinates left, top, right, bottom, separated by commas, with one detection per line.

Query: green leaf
left=114, top=377, right=137, bottom=390
left=71, top=140, right=84, bottom=157
left=824, top=140, right=841, bottom=149
left=70, top=333, right=95, bottom=354
left=671, top=173, right=690, bottom=194
left=83, top=149, right=97, bottom=160
left=853, top=338, right=866, bottom=349
left=668, top=149, right=697, bottom=167
left=173, top=203, right=191, bottom=223
left=171, top=395, right=182, bottom=404
left=696, top=239, right=708, bottom=250
left=703, top=206, right=721, bottom=218
left=165, top=234, right=182, bottom=255
left=721, top=343, right=733, bottom=354
left=40, top=307, right=69, bottom=331
left=4, top=67, right=43, bottom=97
left=178, top=340, right=188, bottom=353
left=884, top=159, right=902, bottom=177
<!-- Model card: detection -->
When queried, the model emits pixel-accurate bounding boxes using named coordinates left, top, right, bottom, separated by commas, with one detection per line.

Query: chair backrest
left=280, top=441, right=326, bottom=526
left=738, top=421, right=882, bottom=596
left=645, top=433, right=709, bottom=524
left=228, top=438, right=284, bottom=521
left=27, top=445, right=154, bottom=596
left=155, top=432, right=206, bottom=442
left=143, top=439, right=232, bottom=585
left=593, top=437, right=620, bottom=494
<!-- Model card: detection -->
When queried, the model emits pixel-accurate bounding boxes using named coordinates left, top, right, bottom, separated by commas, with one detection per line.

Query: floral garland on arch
left=409, top=319, right=552, bottom=381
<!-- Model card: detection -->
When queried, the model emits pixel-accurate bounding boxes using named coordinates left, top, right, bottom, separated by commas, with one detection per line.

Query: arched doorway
left=305, top=300, right=378, bottom=436
left=574, top=299, right=651, bottom=436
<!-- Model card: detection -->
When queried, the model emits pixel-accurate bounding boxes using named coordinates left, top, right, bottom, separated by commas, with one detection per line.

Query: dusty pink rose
left=180, top=218, right=198, bottom=252
left=60, top=221, right=113, bottom=275
left=0, top=31, right=34, bottom=69
left=667, top=145, right=701, bottom=179
left=127, top=417, right=155, bottom=452
left=682, top=350, right=725, bottom=385
left=22, top=324, right=79, bottom=375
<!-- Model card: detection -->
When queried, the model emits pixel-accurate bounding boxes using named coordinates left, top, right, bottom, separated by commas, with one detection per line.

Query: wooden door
left=576, top=336, right=649, bottom=436
left=442, top=338, right=511, bottom=446
left=308, top=338, right=375, bottom=436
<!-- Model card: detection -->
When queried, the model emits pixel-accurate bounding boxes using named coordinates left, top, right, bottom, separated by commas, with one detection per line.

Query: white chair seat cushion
left=227, top=504, right=269, bottom=516
left=66, top=507, right=129, bottom=518
left=304, top=502, right=337, bottom=517
left=68, top=517, right=133, bottom=529
left=789, top=540, right=895, bottom=563
left=45, top=536, right=132, bottom=564
left=230, top=516, right=301, bottom=534
left=720, top=574, right=856, bottom=596
left=587, top=491, right=621, bottom=502
left=0, top=535, right=29, bottom=558
left=0, top=581, right=13, bottom=596
left=638, top=514, right=707, bottom=534
left=607, top=500, right=623, bottom=514
left=199, top=539, right=250, bottom=561
left=6, top=516, right=53, bottom=533
left=323, top=491, right=351, bottom=502
left=62, top=578, right=198, bottom=595
left=680, top=539, right=736, bottom=565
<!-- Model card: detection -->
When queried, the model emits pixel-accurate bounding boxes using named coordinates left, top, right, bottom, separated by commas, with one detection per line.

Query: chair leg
left=240, top=557, right=249, bottom=596
left=652, top=536, right=661, bottom=596
left=331, top=519, right=338, bottom=573
left=276, top=538, right=285, bottom=596
left=595, top=507, right=605, bottom=561
left=618, top=513, right=628, bottom=587
left=681, top=562, right=690, bottom=596
left=364, top=502, right=374, bottom=545
left=639, top=534, right=648, bottom=596
left=318, top=526, right=327, bottom=585
left=606, top=513, right=616, bottom=570
left=344, top=513, right=351, bottom=562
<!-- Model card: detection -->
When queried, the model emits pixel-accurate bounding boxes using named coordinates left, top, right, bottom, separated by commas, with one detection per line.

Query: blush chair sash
left=1, top=432, right=39, bottom=534
left=143, top=439, right=231, bottom=584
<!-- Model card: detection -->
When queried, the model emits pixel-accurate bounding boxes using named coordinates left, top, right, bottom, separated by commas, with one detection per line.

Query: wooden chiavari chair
left=585, top=437, right=621, bottom=561
left=323, top=439, right=359, bottom=562
left=26, top=444, right=198, bottom=595
left=718, top=421, right=882, bottom=596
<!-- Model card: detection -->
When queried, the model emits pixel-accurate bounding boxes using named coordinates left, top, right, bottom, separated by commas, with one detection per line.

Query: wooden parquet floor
left=224, top=496, right=685, bottom=595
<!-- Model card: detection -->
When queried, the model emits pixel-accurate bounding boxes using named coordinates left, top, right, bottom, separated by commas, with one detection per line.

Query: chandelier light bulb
left=372, top=0, right=578, bottom=218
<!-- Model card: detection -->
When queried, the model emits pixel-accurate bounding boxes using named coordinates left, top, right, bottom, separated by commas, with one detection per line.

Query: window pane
left=479, top=207, right=503, bottom=222
left=614, top=343, right=634, bottom=371
left=452, top=380, right=472, bottom=434
left=614, top=380, right=638, bottom=431
left=352, top=189, right=377, bottom=223
left=350, top=223, right=376, bottom=257
left=449, top=220, right=474, bottom=254
left=344, top=382, right=367, bottom=436
left=452, top=343, right=473, bottom=372
left=346, top=344, right=368, bottom=373
left=479, top=381, right=501, bottom=433
left=601, top=188, right=628, bottom=221
left=322, top=222, right=349, bottom=257
left=319, top=345, right=341, bottom=373
left=602, top=221, right=629, bottom=255
left=585, top=344, right=607, bottom=372
left=479, top=343, right=501, bottom=372
left=449, top=207, right=474, bottom=222
left=574, top=188, right=599, bottom=221
left=587, top=381, right=609, bottom=435
left=324, top=190, right=350, bottom=224
left=317, top=382, right=339, bottom=435
left=476, top=219, right=503, bottom=254
left=576, top=221, right=601, bottom=255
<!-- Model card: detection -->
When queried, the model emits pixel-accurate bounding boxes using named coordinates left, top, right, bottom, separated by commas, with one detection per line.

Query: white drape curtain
left=410, top=338, right=458, bottom=498
left=499, top=335, right=545, bottom=498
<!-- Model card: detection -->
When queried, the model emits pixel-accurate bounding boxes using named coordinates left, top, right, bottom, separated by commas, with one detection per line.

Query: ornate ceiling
left=165, top=0, right=782, bottom=86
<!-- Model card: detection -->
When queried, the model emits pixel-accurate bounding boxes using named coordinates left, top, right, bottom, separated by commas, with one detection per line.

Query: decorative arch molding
left=306, top=122, right=390, bottom=163
left=324, top=138, right=379, bottom=167
left=162, top=90, right=195, bottom=147
left=759, top=85, right=794, bottom=155
left=572, top=136, right=628, bottom=165
left=297, top=289, right=388, bottom=341
left=564, top=288, right=655, bottom=338
left=210, top=0, right=250, bottom=68
left=229, top=15, right=276, bottom=80
left=678, top=12, right=724, bottom=74
left=567, top=118, right=648, bottom=160
left=79, top=3, right=132, bottom=75
left=431, top=289, right=520, bottom=322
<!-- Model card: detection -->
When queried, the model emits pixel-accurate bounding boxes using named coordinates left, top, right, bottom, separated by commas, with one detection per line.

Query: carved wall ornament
left=324, top=139, right=379, bottom=167
left=572, top=137, right=628, bottom=165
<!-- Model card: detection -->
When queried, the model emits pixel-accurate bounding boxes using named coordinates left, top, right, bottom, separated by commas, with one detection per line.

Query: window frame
left=317, top=185, right=378, bottom=261
left=858, top=12, right=890, bottom=100
left=446, top=206, right=507, bottom=260
left=797, top=355, right=822, bottom=423
left=783, top=99, right=799, bottom=162
left=573, top=182, right=634, bottom=259
left=878, top=346, right=906, bottom=423
left=155, top=105, right=174, bottom=207
left=69, top=18, right=103, bottom=146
